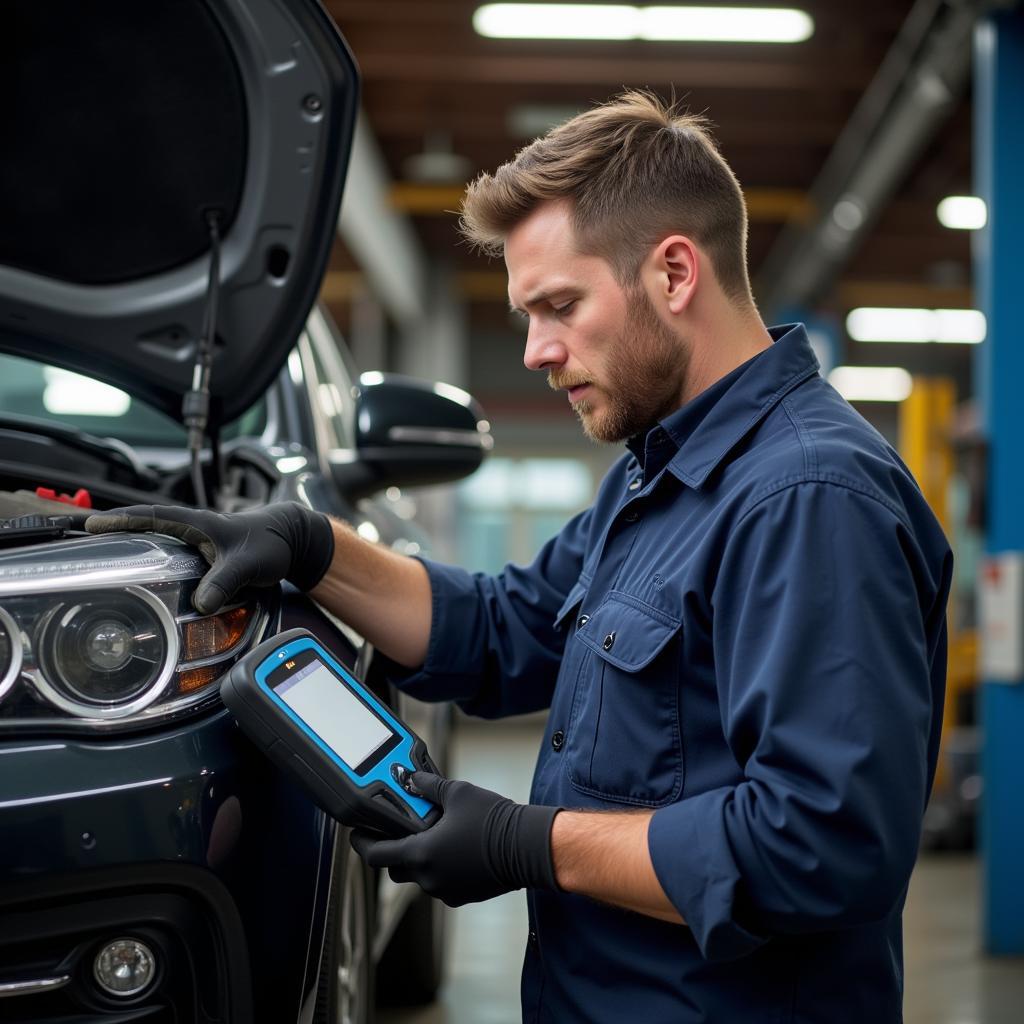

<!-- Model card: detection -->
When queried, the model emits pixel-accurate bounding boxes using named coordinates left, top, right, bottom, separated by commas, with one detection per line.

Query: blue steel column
left=974, top=10, right=1024, bottom=955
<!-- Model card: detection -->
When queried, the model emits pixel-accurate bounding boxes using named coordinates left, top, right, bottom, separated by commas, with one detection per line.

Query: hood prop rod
left=183, top=211, right=222, bottom=509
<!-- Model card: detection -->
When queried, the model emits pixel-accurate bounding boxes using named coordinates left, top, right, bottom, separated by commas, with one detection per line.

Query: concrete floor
left=380, top=717, right=1024, bottom=1024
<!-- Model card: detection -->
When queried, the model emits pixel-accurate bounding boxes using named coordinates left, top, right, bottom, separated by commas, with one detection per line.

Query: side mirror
left=329, top=372, right=493, bottom=501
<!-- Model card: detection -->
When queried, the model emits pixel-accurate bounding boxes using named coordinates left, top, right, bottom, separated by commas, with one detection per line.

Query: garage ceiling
left=319, top=0, right=977, bottom=399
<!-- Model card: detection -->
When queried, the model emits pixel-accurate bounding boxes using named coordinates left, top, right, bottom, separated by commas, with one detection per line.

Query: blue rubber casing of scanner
left=222, top=627, right=441, bottom=836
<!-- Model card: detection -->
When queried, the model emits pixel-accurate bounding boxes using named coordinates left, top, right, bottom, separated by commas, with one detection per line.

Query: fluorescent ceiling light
left=828, top=366, right=913, bottom=403
left=473, top=4, right=813, bottom=43
left=933, top=308, right=986, bottom=344
left=846, top=307, right=986, bottom=344
left=641, top=6, right=813, bottom=42
left=475, top=4, right=637, bottom=39
left=937, top=195, right=986, bottom=230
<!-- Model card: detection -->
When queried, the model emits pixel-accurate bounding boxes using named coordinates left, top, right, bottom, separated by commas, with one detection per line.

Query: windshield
left=0, top=353, right=266, bottom=447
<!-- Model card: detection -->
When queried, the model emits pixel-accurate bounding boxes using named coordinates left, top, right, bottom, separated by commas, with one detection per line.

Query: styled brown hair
left=460, top=90, right=752, bottom=303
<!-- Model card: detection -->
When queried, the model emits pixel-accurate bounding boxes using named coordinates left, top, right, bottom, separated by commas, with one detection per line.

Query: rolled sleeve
left=649, top=787, right=768, bottom=961
left=377, top=508, right=593, bottom=718
left=649, top=480, right=950, bottom=958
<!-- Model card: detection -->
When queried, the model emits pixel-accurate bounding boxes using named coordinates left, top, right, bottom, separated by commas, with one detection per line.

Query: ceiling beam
left=369, top=109, right=845, bottom=146
left=837, top=281, right=973, bottom=309
left=319, top=271, right=365, bottom=304
left=356, top=53, right=870, bottom=89
left=387, top=183, right=814, bottom=222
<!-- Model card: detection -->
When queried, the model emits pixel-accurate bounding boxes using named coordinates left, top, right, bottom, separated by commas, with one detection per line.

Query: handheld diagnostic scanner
left=222, top=628, right=441, bottom=836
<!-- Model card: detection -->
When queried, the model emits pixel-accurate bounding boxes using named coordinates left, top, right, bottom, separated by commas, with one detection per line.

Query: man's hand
left=350, top=772, right=560, bottom=907
left=84, top=502, right=334, bottom=614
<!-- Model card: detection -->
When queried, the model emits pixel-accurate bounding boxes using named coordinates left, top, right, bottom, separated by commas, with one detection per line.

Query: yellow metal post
left=899, top=376, right=966, bottom=793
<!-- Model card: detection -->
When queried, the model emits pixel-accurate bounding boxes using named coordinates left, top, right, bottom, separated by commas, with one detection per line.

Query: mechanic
left=87, top=91, right=953, bottom=1023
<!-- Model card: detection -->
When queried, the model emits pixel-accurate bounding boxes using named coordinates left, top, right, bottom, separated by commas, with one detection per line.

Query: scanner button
left=391, top=763, right=422, bottom=795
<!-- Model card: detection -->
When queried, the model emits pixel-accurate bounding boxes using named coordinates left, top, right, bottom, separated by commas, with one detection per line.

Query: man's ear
left=646, top=236, right=699, bottom=315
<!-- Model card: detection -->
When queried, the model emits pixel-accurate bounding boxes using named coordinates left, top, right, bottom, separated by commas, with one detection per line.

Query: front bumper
left=0, top=708, right=333, bottom=1022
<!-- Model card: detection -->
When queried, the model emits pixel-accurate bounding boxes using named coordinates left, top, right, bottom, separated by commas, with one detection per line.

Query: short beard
left=571, top=289, right=687, bottom=444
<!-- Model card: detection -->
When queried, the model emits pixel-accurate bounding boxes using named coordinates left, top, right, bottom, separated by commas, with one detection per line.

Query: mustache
left=548, top=372, right=592, bottom=391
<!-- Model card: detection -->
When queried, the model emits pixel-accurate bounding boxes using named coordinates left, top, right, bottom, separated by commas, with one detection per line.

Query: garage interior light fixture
left=473, top=4, right=814, bottom=42
left=937, top=195, right=987, bottom=230
left=828, top=366, right=913, bottom=403
left=846, top=308, right=986, bottom=345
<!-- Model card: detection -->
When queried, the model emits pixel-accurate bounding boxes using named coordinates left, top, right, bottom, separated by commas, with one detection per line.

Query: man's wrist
left=549, top=809, right=684, bottom=923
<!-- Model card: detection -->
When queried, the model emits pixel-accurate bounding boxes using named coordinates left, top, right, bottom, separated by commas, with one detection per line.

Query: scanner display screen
left=272, top=655, right=398, bottom=773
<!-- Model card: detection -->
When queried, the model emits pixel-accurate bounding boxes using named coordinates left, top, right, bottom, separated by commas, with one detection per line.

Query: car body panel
left=0, top=703, right=334, bottom=1021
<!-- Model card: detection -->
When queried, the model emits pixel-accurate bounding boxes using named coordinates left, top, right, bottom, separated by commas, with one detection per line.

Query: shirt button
left=576, top=614, right=589, bottom=629
left=528, top=930, right=539, bottom=949
left=627, top=478, right=641, bottom=491
left=602, top=632, right=616, bottom=651
left=551, top=730, right=565, bottom=752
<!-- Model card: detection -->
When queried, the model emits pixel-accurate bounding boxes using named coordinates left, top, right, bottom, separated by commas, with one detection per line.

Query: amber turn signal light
left=182, top=606, right=251, bottom=662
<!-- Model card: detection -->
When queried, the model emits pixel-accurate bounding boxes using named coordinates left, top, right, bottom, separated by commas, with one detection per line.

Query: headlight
left=0, top=533, right=275, bottom=733
left=35, top=588, right=176, bottom=718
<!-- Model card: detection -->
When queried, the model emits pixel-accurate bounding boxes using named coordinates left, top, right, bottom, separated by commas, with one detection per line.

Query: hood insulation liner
left=1, top=0, right=247, bottom=285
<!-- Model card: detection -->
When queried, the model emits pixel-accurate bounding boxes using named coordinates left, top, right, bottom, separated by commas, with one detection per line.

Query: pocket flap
left=553, top=578, right=589, bottom=631
left=577, top=593, right=681, bottom=672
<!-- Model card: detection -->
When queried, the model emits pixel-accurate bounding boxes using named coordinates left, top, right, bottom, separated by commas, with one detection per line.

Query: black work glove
left=84, top=502, right=334, bottom=614
left=351, top=772, right=560, bottom=907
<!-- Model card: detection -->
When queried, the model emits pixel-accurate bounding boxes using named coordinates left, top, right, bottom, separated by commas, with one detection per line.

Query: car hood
left=0, top=0, right=358, bottom=426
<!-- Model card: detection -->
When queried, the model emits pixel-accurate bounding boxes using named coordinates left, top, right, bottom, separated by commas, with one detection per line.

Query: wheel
left=375, top=886, right=446, bottom=1007
left=376, top=700, right=451, bottom=1007
left=315, top=834, right=375, bottom=1024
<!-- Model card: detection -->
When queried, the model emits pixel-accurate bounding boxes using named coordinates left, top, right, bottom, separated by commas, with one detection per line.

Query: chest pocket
left=564, top=593, right=683, bottom=806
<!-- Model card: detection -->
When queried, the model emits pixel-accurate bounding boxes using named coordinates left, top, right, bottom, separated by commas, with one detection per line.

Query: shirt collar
left=628, top=323, right=820, bottom=490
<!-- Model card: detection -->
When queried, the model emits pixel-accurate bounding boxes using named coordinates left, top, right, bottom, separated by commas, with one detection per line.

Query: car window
left=302, top=308, right=357, bottom=451
left=0, top=352, right=266, bottom=447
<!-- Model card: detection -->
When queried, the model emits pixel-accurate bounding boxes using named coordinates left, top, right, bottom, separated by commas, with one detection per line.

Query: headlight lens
left=35, top=588, right=175, bottom=718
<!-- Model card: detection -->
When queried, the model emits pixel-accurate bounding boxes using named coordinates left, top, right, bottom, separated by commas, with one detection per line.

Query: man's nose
left=523, top=323, right=567, bottom=372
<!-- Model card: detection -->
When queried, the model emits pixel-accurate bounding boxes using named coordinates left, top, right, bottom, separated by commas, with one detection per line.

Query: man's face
left=506, top=201, right=687, bottom=444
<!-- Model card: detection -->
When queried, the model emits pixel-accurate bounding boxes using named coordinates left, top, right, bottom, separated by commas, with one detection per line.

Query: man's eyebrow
left=508, top=287, right=573, bottom=315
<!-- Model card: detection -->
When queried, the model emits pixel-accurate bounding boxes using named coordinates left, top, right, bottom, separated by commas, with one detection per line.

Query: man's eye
left=554, top=301, right=576, bottom=317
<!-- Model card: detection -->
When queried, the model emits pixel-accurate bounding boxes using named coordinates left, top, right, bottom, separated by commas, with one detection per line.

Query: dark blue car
left=0, top=4, right=490, bottom=1021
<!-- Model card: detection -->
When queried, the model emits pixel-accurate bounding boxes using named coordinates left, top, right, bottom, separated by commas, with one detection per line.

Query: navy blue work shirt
left=385, top=324, right=953, bottom=1023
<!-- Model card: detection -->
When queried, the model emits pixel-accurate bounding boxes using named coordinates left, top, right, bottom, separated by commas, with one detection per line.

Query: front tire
left=316, top=834, right=375, bottom=1024
left=375, top=885, right=446, bottom=1007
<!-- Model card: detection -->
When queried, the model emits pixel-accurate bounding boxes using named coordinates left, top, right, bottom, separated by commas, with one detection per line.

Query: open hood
left=0, top=0, right=358, bottom=427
